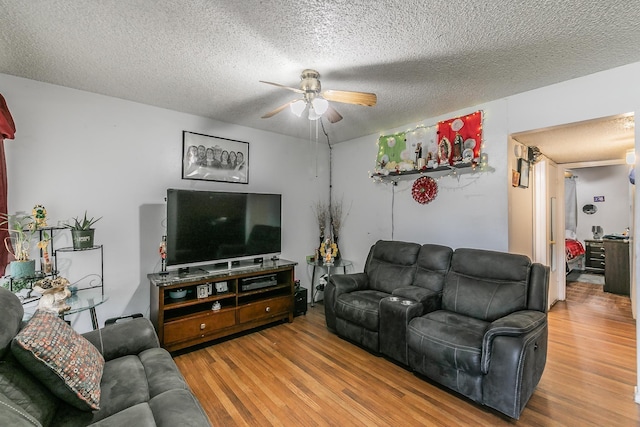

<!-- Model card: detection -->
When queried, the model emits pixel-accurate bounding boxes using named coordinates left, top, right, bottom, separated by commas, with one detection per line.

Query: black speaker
left=294, top=287, right=307, bottom=316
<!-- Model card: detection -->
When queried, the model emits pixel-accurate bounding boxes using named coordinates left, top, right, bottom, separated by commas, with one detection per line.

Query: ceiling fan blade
left=325, top=105, right=343, bottom=123
left=259, top=80, right=304, bottom=94
left=261, top=100, right=296, bottom=119
left=322, top=90, right=377, bottom=107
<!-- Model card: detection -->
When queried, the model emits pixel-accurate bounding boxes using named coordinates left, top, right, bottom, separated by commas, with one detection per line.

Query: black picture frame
left=182, top=131, right=249, bottom=184
left=517, top=158, right=530, bottom=188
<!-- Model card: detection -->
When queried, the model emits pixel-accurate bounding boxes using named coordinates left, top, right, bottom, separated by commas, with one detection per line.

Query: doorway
left=509, top=113, right=635, bottom=310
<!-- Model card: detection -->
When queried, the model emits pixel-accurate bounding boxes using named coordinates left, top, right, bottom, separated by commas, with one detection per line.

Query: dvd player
left=240, top=274, right=277, bottom=292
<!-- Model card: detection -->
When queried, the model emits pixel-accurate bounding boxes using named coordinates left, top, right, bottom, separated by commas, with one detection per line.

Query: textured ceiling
left=1, top=1, right=639, bottom=158
left=513, top=114, right=635, bottom=165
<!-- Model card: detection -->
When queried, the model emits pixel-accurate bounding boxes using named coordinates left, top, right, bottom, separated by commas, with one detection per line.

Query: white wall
left=332, top=99, right=511, bottom=273
left=571, top=165, right=631, bottom=241
left=1, top=73, right=329, bottom=332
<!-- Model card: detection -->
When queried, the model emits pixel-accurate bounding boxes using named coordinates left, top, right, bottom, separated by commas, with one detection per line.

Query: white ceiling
left=1, top=1, right=639, bottom=159
left=513, top=114, right=635, bottom=165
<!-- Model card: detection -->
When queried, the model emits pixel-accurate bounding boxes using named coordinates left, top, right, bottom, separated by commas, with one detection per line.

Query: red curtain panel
left=0, top=93, right=17, bottom=276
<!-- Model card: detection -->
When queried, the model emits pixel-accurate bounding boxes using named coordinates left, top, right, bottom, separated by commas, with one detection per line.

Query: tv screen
left=166, top=189, right=282, bottom=268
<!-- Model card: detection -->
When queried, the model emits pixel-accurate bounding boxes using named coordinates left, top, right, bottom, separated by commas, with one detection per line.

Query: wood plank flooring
left=173, top=282, right=639, bottom=426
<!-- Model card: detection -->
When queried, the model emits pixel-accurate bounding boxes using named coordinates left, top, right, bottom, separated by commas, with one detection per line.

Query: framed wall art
left=182, top=131, right=249, bottom=184
left=511, top=169, right=521, bottom=187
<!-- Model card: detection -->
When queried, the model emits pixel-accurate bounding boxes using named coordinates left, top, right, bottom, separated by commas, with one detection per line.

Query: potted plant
left=0, top=212, right=38, bottom=279
left=64, top=211, right=102, bottom=249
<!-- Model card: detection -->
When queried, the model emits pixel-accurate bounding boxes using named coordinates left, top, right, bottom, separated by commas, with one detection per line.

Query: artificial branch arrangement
left=312, top=201, right=329, bottom=242
left=331, top=197, right=352, bottom=238
left=329, top=199, right=344, bottom=242
left=312, top=199, right=350, bottom=262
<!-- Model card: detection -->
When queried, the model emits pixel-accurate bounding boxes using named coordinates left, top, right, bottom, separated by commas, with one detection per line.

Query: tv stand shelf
left=148, top=259, right=297, bottom=352
left=163, top=292, right=232, bottom=310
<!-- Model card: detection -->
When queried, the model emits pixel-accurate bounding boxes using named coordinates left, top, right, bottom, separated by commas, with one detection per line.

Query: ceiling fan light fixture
left=261, top=68, right=374, bottom=125
left=290, top=100, right=306, bottom=117
left=311, top=97, right=329, bottom=115
left=308, top=107, right=322, bottom=121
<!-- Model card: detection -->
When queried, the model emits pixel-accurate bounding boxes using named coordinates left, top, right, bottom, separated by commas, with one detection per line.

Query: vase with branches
left=313, top=199, right=349, bottom=262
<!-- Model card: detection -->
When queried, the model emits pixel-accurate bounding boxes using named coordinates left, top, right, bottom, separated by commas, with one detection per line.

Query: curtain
left=565, top=177, right=577, bottom=237
left=0, top=93, right=16, bottom=276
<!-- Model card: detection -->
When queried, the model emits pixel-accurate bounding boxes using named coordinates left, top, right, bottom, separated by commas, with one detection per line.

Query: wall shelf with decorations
left=370, top=162, right=494, bottom=184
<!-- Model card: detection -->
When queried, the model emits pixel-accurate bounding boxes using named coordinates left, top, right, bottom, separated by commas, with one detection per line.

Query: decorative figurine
left=320, top=238, right=338, bottom=265
left=33, top=277, right=72, bottom=314
left=32, top=204, right=47, bottom=227
left=159, top=235, right=167, bottom=274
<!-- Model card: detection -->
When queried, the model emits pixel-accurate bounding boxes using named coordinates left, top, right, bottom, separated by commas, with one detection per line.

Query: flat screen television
left=166, top=189, right=282, bottom=270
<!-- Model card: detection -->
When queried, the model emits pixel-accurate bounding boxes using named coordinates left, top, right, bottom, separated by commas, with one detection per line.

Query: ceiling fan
left=260, top=69, right=377, bottom=123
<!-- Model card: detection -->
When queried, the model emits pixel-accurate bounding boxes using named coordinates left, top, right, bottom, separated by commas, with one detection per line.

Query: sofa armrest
left=0, top=393, right=40, bottom=427
left=481, top=310, right=546, bottom=373
left=482, top=315, right=548, bottom=418
left=324, top=273, right=369, bottom=332
left=392, top=286, right=441, bottom=314
left=83, top=317, right=160, bottom=361
left=329, top=273, right=369, bottom=296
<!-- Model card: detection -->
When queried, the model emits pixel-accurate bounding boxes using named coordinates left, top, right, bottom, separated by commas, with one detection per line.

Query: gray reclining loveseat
left=324, top=240, right=549, bottom=419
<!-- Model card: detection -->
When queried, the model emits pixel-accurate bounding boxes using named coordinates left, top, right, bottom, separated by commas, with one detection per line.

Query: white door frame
left=533, top=158, right=565, bottom=307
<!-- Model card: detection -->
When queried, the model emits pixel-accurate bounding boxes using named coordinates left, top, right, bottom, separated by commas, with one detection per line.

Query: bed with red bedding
left=565, top=238, right=585, bottom=272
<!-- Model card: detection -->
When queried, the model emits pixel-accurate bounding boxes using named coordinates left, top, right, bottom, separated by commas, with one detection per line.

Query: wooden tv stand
left=148, top=259, right=297, bottom=352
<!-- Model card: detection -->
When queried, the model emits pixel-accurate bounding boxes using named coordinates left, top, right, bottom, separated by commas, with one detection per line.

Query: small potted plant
left=0, top=211, right=38, bottom=279
left=64, top=211, right=102, bottom=250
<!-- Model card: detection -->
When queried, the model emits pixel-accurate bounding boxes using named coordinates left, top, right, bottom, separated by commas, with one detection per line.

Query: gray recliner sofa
left=0, top=286, right=211, bottom=426
left=324, top=240, right=549, bottom=419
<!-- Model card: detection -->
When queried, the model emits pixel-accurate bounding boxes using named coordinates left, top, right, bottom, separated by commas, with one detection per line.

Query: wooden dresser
left=603, top=239, right=630, bottom=296
left=584, top=239, right=605, bottom=274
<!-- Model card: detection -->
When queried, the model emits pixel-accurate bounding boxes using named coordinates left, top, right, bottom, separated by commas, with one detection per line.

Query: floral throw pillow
left=11, top=309, right=105, bottom=411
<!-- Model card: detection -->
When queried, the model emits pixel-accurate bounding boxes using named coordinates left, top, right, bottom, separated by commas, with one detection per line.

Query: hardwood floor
left=174, top=284, right=639, bottom=426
